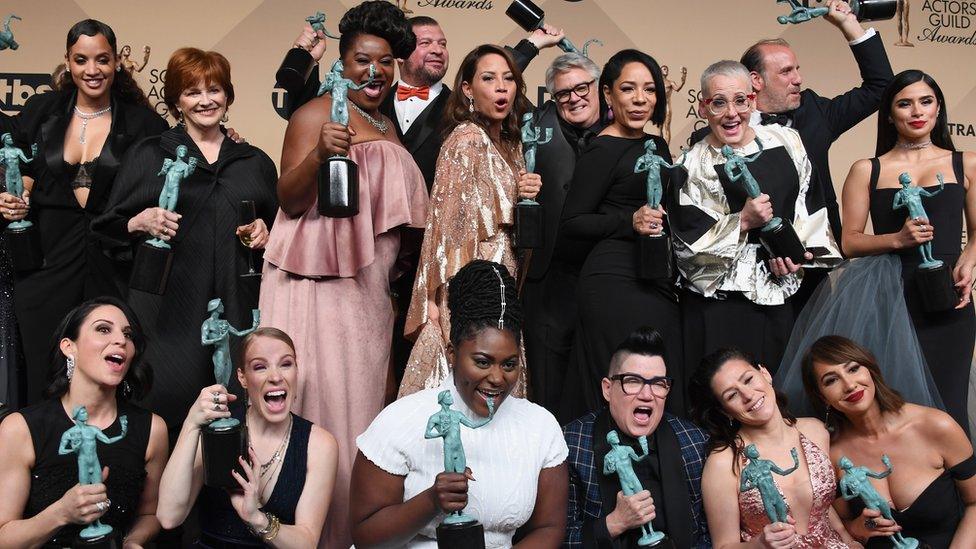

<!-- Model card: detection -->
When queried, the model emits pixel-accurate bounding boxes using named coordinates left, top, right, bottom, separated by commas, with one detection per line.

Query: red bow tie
left=397, top=85, right=430, bottom=101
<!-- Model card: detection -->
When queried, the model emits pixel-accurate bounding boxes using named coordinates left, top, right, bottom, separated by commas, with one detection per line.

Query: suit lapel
left=381, top=84, right=405, bottom=139
left=403, top=84, right=449, bottom=154
left=85, top=97, right=129, bottom=213
left=657, top=419, right=694, bottom=549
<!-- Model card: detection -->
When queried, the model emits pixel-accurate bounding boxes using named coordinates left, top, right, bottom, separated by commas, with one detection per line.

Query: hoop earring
left=220, top=110, right=229, bottom=124
left=66, top=355, right=75, bottom=381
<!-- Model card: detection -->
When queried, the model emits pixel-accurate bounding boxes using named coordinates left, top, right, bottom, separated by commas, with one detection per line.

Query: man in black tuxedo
left=691, top=0, right=893, bottom=314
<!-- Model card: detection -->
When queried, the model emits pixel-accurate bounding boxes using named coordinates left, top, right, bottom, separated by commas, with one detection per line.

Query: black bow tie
left=760, top=111, right=794, bottom=126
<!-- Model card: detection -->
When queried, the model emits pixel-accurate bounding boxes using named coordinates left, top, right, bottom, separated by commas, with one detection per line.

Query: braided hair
left=448, top=260, right=522, bottom=347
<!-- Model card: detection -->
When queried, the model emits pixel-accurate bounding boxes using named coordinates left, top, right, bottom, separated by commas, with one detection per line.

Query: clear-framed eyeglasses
left=553, top=79, right=595, bottom=103
left=610, top=374, right=673, bottom=397
left=703, top=93, right=756, bottom=116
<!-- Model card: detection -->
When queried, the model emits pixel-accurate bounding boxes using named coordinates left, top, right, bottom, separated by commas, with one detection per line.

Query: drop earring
left=66, top=355, right=75, bottom=381
left=468, top=96, right=474, bottom=114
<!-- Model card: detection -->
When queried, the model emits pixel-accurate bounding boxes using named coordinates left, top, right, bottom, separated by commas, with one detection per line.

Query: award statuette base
left=638, top=529, right=667, bottom=547
left=201, top=418, right=246, bottom=489
left=760, top=218, right=807, bottom=265
left=318, top=155, right=359, bottom=218
left=637, top=233, right=672, bottom=281
left=436, top=517, right=485, bottom=549
left=850, top=0, right=897, bottom=22
left=916, top=261, right=957, bottom=313
left=275, top=47, right=315, bottom=93
left=515, top=198, right=544, bottom=249
left=129, top=241, right=173, bottom=295
left=74, top=523, right=118, bottom=548
left=4, top=222, right=44, bottom=272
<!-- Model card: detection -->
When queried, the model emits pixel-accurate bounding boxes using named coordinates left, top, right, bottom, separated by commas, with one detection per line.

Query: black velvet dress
left=92, top=127, right=277, bottom=439
left=868, top=152, right=975, bottom=434
left=557, top=134, right=683, bottom=422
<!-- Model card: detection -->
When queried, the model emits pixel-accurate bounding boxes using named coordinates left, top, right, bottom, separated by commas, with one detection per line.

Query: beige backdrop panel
left=2, top=0, right=974, bottom=200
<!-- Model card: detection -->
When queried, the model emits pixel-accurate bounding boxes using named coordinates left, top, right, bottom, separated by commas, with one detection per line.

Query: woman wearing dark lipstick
left=259, top=4, right=428, bottom=546
left=557, top=49, right=684, bottom=421
left=352, top=260, right=568, bottom=547
left=0, top=297, right=168, bottom=548
left=398, top=44, right=538, bottom=398
left=838, top=69, right=976, bottom=435
left=157, top=327, right=337, bottom=548
left=800, top=335, right=976, bottom=547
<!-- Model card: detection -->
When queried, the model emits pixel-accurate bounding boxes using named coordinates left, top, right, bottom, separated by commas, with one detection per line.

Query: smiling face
left=462, top=53, right=517, bottom=125
left=66, top=33, right=117, bottom=105
left=343, top=33, right=395, bottom=111
left=448, top=327, right=520, bottom=417
left=890, top=80, right=940, bottom=142
left=710, top=359, right=777, bottom=426
left=813, top=360, right=877, bottom=418
left=60, top=305, right=135, bottom=390
left=552, top=67, right=599, bottom=127
left=401, top=23, right=448, bottom=87
left=701, top=73, right=755, bottom=148
left=753, top=45, right=802, bottom=113
left=603, top=61, right=657, bottom=134
left=237, top=335, right=298, bottom=423
left=178, top=79, right=226, bottom=132
left=602, top=353, right=668, bottom=438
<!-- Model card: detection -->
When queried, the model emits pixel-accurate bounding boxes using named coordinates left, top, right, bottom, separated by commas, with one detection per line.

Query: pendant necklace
left=74, top=105, right=112, bottom=145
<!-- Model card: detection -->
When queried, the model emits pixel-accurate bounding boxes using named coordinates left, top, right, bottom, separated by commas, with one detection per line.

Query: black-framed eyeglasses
left=553, top=79, right=595, bottom=103
left=610, top=374, right=673, bottom=397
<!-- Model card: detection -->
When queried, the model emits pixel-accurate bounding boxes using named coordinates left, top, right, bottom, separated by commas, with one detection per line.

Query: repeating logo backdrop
left=1, top=0, right=974, bottom=208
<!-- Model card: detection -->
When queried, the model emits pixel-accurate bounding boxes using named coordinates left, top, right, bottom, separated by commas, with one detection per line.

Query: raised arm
left=771, top=448, right=800, bottom=476
left=95, top=416, right=128, bottom=444
left=919, top=173, right=945, bottom=198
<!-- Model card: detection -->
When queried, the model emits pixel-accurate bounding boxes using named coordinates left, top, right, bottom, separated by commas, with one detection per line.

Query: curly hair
left=447, top=260, right=522, bottom=347
left=56, top=19, right=151, bottom=109
left=338, top=1, right=416, bottom=60
left=442, top=44, right=532, bottom=148
left=45, top=296, right=153, bottom=402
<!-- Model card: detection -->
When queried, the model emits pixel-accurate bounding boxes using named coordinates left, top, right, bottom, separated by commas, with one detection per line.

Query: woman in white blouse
left=350, top=260, right=569, bottom=547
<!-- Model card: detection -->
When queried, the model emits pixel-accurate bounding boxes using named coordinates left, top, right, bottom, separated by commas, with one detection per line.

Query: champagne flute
left=239, top=200, right=261, bottom=278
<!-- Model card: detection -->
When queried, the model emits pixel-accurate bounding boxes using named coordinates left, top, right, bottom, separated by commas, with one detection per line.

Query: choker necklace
left=896, top=140, right=932, bottom=150
left=350, top=102, right=388, bottom=134
left=74, top=105, right=112, bottom=145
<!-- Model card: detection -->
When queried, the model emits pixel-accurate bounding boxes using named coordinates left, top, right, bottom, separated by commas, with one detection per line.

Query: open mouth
left=494, top=97, right=510, bottom=111
left=476, top=388, right=502, bottom=406
left=747, top=395, right=765, bottom=413
left=264, top=389, right=288, bottom=413
left=721, top=119, right=742, bottom=135
left=633, top=405, right=653, bottom=425
left=362, top=80, right=385, bottom=99
left=83, top=78, right=105, bottom=90
left=104, top=353, right=126, bottom=372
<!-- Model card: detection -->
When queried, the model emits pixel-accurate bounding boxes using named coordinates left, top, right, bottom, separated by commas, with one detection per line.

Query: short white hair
left=700, top=60, right=751, bottom=97
left=545, top=53, right=601, bottom=95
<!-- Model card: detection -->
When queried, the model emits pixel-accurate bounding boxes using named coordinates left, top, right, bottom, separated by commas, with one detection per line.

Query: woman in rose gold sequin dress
left=398, top=44, right=541, bottom=398
left=689, top=348, right=858, bottom=548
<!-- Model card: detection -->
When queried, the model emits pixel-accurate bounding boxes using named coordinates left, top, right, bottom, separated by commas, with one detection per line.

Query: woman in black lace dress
left=0, top=296, right=168, bottom=547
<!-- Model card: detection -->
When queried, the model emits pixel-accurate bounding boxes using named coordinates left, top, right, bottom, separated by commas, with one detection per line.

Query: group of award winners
left=0, top=0, right=975, bottom=547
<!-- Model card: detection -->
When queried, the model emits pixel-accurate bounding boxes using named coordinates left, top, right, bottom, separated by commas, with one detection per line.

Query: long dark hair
left=55, top=19, right=151, bottom=108
left=688, top=348, right=796, bottom=471
left=442, top=44, right=531, bottom=147
left=876, top=69, right=955, bottom=156
left=598, top=49, right=667, bottom=127
left=801, top=335, right=905, bottom=436
left=45, top=296, right=152, bottom=402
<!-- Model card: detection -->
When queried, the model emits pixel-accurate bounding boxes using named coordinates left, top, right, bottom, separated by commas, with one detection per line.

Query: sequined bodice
left=738, top=433, right=850, bottom=547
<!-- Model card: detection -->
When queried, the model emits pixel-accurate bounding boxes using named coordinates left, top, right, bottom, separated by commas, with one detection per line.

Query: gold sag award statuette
left=896, top=0, right=914, bottom=46
left=661, top=65, right=687, bottom=145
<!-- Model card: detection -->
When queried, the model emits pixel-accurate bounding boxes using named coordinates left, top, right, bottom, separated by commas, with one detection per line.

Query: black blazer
left=692, top=32, right=893, bottom=242
left=380, top=83, right=450, bottom=191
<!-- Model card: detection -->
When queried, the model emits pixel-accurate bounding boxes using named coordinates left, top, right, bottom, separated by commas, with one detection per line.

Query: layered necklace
left=74, top=105, right=112, bottom=145
left=350, top=102, right=388, bottom=134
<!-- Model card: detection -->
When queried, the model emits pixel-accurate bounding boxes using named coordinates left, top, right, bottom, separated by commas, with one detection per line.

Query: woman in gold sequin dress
left=398, top=44, right=540, bottom=398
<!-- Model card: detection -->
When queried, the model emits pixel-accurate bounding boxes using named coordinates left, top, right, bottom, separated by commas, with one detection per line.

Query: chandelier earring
left=467, top=95, right=475, bottom=114
left=66, top=355, right=76, bottom=381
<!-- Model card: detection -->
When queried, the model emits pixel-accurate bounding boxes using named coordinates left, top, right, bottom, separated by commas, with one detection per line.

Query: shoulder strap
left=869, top=158, right=881, bottom=191
left=952, top=151, right=965, bottom=185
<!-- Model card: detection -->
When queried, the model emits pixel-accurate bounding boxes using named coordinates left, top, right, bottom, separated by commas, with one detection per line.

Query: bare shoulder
left=290, top=95, right=331, bottom=128
left=796, top=417, right=831, bottom=451
left=0, top=412, right=34, bottom=465
left=703, top=446, right=736, bottom=480
left=0, top=412, right=29, bottom=441
left=147, top=414, right=169, bottom=454
left=308, top=424, right=339, bottom=455
left=847, top=158, right=874, bottom=179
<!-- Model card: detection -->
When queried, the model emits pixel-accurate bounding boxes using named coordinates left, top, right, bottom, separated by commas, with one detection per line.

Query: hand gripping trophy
left=425, top=390, right=495, bottom=547
left=739, top=444, right=800, bottom=525
left=199, top=297, right=259, bottom=488
left=59, top=406, right=128, bottom=544
left=603, top=430, right=666, bottom=546
left=276, top=10, right=340, bottom=92
left=634, top=141, right=687, bottom=280
left=1, top=132, right=42, bottom=270
left=893, top=172, right=956, bottom=311
left=838, top=455, right=919, bottom=548
left=314, top=61, right=377, bottom=218
left=515, top=112, right=552, bottom=249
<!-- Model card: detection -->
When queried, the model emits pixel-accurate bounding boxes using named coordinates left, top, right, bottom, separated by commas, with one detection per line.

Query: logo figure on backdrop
left=391, top=0, right=414, bottom=14
left=661, top=65, right=687, bottom=145
left=895, top=0, right=913, bottom=46
left=119, top=44, right=151, bottom=74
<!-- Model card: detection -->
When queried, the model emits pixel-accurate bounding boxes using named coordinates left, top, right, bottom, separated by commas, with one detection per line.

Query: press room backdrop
left=2, top=0, right=974, bottom=187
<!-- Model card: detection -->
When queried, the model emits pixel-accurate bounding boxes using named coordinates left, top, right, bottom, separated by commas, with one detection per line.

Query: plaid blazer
left=564, top=411, right=711, bottom=548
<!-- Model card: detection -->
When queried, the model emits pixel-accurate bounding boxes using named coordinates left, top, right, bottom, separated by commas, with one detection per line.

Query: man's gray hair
left=700, top=60, right=751, bottom=97
left=545, top=52, right=601, bottom=95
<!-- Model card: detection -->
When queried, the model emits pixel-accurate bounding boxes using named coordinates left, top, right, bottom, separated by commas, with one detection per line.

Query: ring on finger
left=864, top=518, right=878, bottom=529
left=212, top=391, right=221, bottom=404
left=213, top=402, right=221, bottom=411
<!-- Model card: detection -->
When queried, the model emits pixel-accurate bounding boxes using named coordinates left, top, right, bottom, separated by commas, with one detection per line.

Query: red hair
left=163, top=47, right=235, bottom=114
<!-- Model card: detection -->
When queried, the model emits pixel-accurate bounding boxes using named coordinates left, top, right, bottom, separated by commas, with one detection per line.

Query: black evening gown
left=20, top=398, right=152, bottom=545
left=868, top=152, right=975, bottom=435
left=1, top=111, right=21, bottom=413
left=93, top=127, right=278, bottom=440
left=557, top=134, right=683, bottom=423
left=11, top=91, right=168, bottom=405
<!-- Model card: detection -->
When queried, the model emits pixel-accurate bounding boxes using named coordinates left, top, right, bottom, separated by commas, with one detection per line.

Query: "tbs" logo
left=0, top=73, right=53, bottom=113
